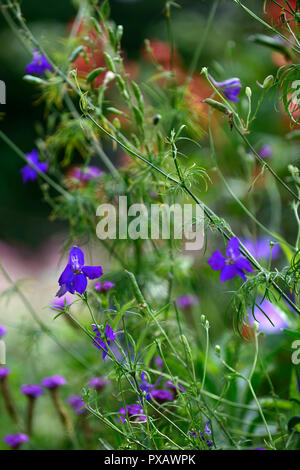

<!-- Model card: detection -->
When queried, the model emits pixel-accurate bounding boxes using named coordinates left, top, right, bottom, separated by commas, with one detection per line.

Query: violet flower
left=258, top=145, right=272, bottom=159
left=89, top=376, right=110, bottom=391
left=165, top=380, right=186, bottom=394
left=208, top=237, right=253, bottom=282
left=118, top=403, right=147, bottom=423
left=241, top=238, right=280, bottom=261
left=26, top=49, right=53, bottom=76
left=94, top=281, right=115, bottom=293
left=176, top=294, right=199, bottom=310
left=56, top=246, right=103, bottom=297
left=0, top=367, right=10, bottom=381
left=151, top=388, right=174, bottom=404
left=210, top=75, right=242, bottom=102
left=41, top=375, right=66, bottom=389
left=190, top=421, right=213, bottom=448
left=21, top=384, right=43, bottom=399
left=248, top=298, right=288, bottom=334
left=154, top=356, right=163, bottom=369
left=0, top=325, right=7, bottom=338
left=70, top=166, right=102, bottom=182
left=92, top=324, right=116, bottom=359
left=20, top=149, right=48, bottom=184
left=4, top=433, right=29, bottom=450
left=50, top=293, right=72, bottom=311
left=67, top=395, right=86, bottom=415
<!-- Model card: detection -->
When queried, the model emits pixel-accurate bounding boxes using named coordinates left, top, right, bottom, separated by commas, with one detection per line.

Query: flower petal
left=69, top=247, right=84, bottom=271
left=226, top=237, right=240, bottom=260
left=82, top=265, right=103, bottom=280
left=235, top=256, right=253, bottom=273
left=207, top=251, right=226, bottom=271
left=220, top=265, right=238, bottom=282
left=58, top=264, right=73, bottom=286
left=72, top=273, right=87, bottom=294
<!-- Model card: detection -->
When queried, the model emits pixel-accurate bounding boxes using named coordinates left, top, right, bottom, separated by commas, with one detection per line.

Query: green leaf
left=86, top=67, right=106, bottom=83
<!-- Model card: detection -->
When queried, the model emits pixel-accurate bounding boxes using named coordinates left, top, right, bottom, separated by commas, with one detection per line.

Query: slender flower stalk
left=0, top=368, right=21, bottom=426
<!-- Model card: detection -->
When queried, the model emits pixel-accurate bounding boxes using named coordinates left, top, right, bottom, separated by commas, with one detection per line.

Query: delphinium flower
left=150, top=388, right=175, bottom=404
left=248, top=298, right=288, bottom=334
left=257, top=145, right=272, bottom=159
left=241, top=238, right=280, bottom=261
left=118, top=403, right=147, bottom=423
left=0, top=367, right=19, bottom=424
left=165, top=380, right=186, bottom=396
left=67, top=395, right=86, bottom=415
left=20, top=149, right=48, bottom=184
left=94, top=280, right=115, bottom=293
left=0, top=325, right=6, bottom=338
left=89, top=376, right=110, bottom=392
left=154, top=356, right=163, bottom=369
left=25, top=49, right=53, bottom=76
left=92, top=324, right=116, bottom=359
left=56, top=246, right=103, bottom=297
left=41, top=375, right=66, bottom=389
left=70, top=165, right=102, bottom=182
left=176, top=294, right=199, bottom=310
left=207, top=237, right=253, bottom=282
left=4, top=433, right=29, bottom=450
left=139, top=371, right=162, bottom=401
left=42, top=375, right=73, bottom=434
left=209, top=75, right=242, bottom=102
left=190, top=421, right=213, bottom=448
left=0, top=366, right=10, bottom=381
left=20, top=384, right=43, bottom=435
left=50, top=293, right=72, bottom=311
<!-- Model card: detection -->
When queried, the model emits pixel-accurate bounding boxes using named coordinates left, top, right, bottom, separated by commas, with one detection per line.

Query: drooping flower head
left=56, top=246, right=103, bottom=297
left=0, top=367, right=10, bottom=381
left=70, top=165, right=102, bottom=182
left=248, top=298, right=288, bottom=334
left=67, top=395, right=86, bottom=415
left=257, top=145, right=272, bottom=159
left=20, top=384, right=43, bottom=399
left=241, top=238, right=280, bottom=261
left=4, top=433, right=29, bottom=450
left=94, top=280, right=115, bottom=293
left=25, top=49, right=53, bottom=76
left=208, top=237, right=253, bottom=282
left=210, top=75, right=242, bottom=102
left=190, top=421, right=213, bottom=448
left=92, top=324, right=116, bottom=359
left=41, top=375, right=66, bottom=389
left=89, top=376, right=110, bottom=392
left=118, top=403, right=147, bottom=423
left=0, top=325, right=7, bottom=338
left=176, top=294, right=199, bottom=310
left=151, top=388, right=175, bottom=404
left=20, top=150, right=48, bottom=184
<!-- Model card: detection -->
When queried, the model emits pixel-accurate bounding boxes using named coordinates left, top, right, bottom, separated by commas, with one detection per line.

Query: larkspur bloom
left=118, top=403, right=147, bottom=423
left=258, top=145, right=272, bottom=159
left=25, top=49, right=53, bottom=76
left=190, top=421, right=213, bottom=448
left=20, top=149, right=48, bottom=184
left=208, top=237, right=253, bottom=282
left=139, top=371, right=162, bottom=401
left=67, top=395, right=86, bottom=415
left=241, top=238, right=280, bottom=261
left=210, top=75, right=242, bottom=102
left=165, top=380, right=186, bottom=394
left=0, top=325, right=7, bottom=338
left=94, top=280, right=115, bottom=293
left=70, top=165, right=102, bottom=182
left=4, top=433, right=29, bottom=450
left=56, top=246, right=103, bottom=297
left=176, top=294, right=199, bottom=310
left=41, top=375, right=66, bottom=389
left=20, top=384, right=43, bottom=399
left=0, top=367, right=10, bottom=381
left=248, top=298, right=288, bottom=334
left=50, top=293, right=72, bottom=311
left=151, top=388, right=174, bottom=404
left=89, top=376, right=110, bottom=391
left=92, top=324, right=116, bottom=359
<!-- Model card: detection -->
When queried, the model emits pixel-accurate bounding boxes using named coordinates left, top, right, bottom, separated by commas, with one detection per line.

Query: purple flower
left=50, top=293, right=72, bottom=311
left=0, top=325, right=7, bottom=338
left=67, top=394, right=86, bottom=415
left=4, top=433, right=29, bottom=449
left=25, top=49, right=53, bottom=76
left=151, top=388, right=175, bottom=404
left=94, top=281, right=115, bottom=293
left=190, top=421, right=213, bottom=448
left=21, top=384, right=43, bottom=399
left=210, top=75, right=242, bottom=102
left=154, top=356, right=163, bottom=369
left=89, top=376, right=110, bottom=391
left=241, top=238, right=280, bottom=261
left=0, top=367, right=10, bottom=381
left=70, top=166, right=102, bottom=182
left=20, top=149, right=48, bottom=184
left=56, top=246, right=103, bottom=297
left=118, top=403, right=147, bottom=423
left=92, top=324, right=116, bottom=359
left=208, top=237, right=253, bottom=282
left=258, top=145, right=272, bottom=159
left=176, top=294, right=199, bottom=310
left=41, top=375, right=66, bottom=389
left=248, top=298, right=288, bottom=334
left=165, top=380, right=186, bottom=394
